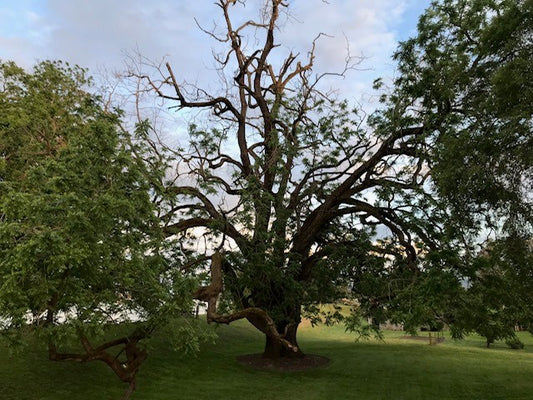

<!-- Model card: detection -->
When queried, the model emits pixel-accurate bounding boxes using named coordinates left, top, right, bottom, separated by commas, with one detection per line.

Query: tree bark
left=262, top=322, right=304, bottom=359
left=48, top=333, right=146, bottom=400
left=194, top=251, right=301, bottom=356
left=121, top=378, right=136, bottom=400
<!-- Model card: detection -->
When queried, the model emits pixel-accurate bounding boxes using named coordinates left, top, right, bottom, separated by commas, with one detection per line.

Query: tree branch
left=193, top=251, right=298, bottom=353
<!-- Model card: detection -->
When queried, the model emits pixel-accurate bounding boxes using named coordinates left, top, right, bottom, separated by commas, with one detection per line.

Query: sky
left=0, top=0, right=433, bottom=243
left=0, top=0, right=432, bottom=103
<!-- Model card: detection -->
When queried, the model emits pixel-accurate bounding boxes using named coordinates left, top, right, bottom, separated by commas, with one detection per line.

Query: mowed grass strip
left=2, top=322, right=533, bottom=400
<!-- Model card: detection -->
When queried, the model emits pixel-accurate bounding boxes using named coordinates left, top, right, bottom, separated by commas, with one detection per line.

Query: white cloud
left=0, top=0, right=430, bottom=101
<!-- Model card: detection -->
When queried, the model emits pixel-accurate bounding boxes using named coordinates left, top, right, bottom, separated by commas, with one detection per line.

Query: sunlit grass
left=2, top=321, right=533, bottom=399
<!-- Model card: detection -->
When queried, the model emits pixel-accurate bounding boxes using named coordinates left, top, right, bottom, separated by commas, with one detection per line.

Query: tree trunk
left=262, top=321, right=304, bottom=359
left=121, top=378, right=136, bottom=400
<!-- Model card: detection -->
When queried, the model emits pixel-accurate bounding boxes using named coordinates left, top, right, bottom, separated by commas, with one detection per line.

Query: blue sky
left=0, top=0, right=431, bottom=102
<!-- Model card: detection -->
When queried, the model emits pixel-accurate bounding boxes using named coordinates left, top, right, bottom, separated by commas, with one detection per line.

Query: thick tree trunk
left=262, top=322, right=304, bottom=359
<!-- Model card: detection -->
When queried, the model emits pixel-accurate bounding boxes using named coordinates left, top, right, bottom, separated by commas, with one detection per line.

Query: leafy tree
left=449, top=236, right=533, bottom=348
left=0, top=61, right=198, bottom=399
left=378, top=0, right=533, bottom=341
left=133, top=0, right=531, bottom=360
left=392, top=0, right=532, bottom=234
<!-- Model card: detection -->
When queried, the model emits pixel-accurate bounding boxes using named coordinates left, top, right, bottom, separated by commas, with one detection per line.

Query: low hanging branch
left=48, top=329, right=148, bottom=400
left=193, top=251, right=298, bottom=353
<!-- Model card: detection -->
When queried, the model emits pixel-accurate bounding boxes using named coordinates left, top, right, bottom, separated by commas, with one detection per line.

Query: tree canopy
left=0, top=60, right=198, bottom=399
left=392, top=0, right=532, bottom=234
left=371, top=0, right=533, bottom=335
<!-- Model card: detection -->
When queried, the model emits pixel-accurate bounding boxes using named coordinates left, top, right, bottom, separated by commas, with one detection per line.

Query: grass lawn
left=2, top=321, right=533, bottom=399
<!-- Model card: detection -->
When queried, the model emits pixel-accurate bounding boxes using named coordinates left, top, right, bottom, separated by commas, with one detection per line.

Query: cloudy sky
left=0, top=0, right=431, bottom=103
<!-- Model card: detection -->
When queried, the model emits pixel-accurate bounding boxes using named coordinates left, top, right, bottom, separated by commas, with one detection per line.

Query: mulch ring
left=236, top=354, right=330, bottom=371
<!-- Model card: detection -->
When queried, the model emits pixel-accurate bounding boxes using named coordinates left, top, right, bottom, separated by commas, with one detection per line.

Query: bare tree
left=132, top=0, right=441, bottom=359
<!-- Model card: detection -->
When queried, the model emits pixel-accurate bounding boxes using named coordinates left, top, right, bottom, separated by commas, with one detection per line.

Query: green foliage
left=157, top=317, right=217, bottom=356
left=505, top=336, right=524, bottom=350
left=350, top=0, right=533, bottom=340
left=447, top=237, right=533, bottom=347
left=392, top=0, right=533, bottom=233
left=0, top=61, right=198, bottom=353
left=343, top=314, right=384, bottom=341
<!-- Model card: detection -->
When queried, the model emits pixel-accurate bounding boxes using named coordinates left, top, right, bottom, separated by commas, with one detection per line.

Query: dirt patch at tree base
left=236, top=354, right=330, bottom=371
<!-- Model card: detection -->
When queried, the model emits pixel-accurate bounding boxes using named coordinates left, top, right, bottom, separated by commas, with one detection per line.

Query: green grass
left=2, top=322, right=533, bottom=399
